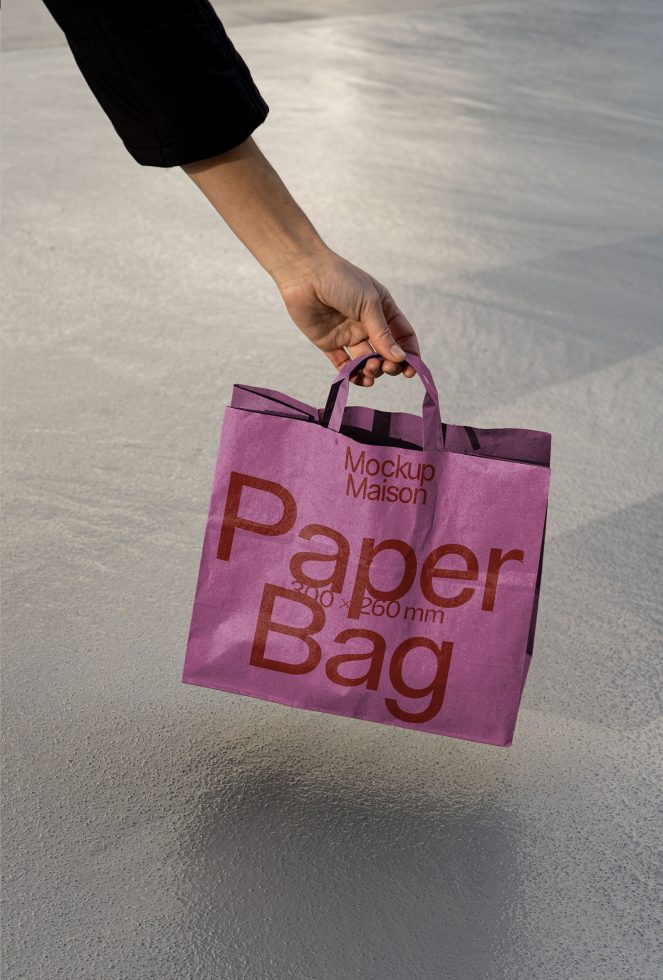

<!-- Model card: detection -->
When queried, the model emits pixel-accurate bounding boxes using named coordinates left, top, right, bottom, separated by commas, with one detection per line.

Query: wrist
left=266, top=234, right=332, bottom=289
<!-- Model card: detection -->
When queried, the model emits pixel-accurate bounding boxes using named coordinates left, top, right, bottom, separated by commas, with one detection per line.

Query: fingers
left=362, top=296, right=406, bottom=363
left=343, top=340, right=383, bottom=385
left=370, top=281, right=421, bottom=379
left=319, top=266, right=421, bottom=385
left=360, top=307, right=417, bottom=380
left=328, top=286, right=421, bottom=385
left=325, top=346, right=380, bottom=386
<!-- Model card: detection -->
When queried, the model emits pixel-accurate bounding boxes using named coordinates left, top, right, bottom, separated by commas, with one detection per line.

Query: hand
left=274, top=246, right=421, bottom=386
left=181, top=139, right=420, bottom=384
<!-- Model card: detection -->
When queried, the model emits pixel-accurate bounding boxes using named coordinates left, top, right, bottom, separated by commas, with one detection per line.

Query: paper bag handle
left=320, top=351, right=443, bottom=452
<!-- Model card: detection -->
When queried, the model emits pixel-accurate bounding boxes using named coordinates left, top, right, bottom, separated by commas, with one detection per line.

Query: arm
left=183, top=138, right=420, bottom=384
left=41, top=0, right=419, bottom=383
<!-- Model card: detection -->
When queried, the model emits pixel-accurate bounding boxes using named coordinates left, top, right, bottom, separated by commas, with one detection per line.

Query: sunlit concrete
left=2, top=1, right=662, bottom=978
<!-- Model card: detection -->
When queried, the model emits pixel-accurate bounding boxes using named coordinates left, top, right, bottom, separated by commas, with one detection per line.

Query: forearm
left=182, top=137, right=330, bottom=286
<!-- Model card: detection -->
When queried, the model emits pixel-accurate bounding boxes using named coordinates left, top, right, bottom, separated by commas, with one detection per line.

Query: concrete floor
left=2, top=1, right=662, bottom=977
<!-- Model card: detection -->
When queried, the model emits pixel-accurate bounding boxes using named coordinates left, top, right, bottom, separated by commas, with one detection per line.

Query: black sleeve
left=41, top=0, right=270, bottom=167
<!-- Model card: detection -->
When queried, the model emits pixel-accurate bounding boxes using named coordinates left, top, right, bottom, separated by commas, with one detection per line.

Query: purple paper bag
left=182, top=351, right=551, bottom=747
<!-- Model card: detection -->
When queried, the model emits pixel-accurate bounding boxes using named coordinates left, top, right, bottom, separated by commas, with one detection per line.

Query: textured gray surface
left=2, top=1, right=662, bottom=978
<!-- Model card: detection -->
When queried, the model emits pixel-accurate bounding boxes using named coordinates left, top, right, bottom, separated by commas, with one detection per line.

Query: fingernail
left=390, top=343, right=405, bottom=358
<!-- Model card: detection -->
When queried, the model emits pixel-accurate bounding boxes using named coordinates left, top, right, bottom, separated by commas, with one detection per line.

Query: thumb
left=362, top=297, right=407, bottom=362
